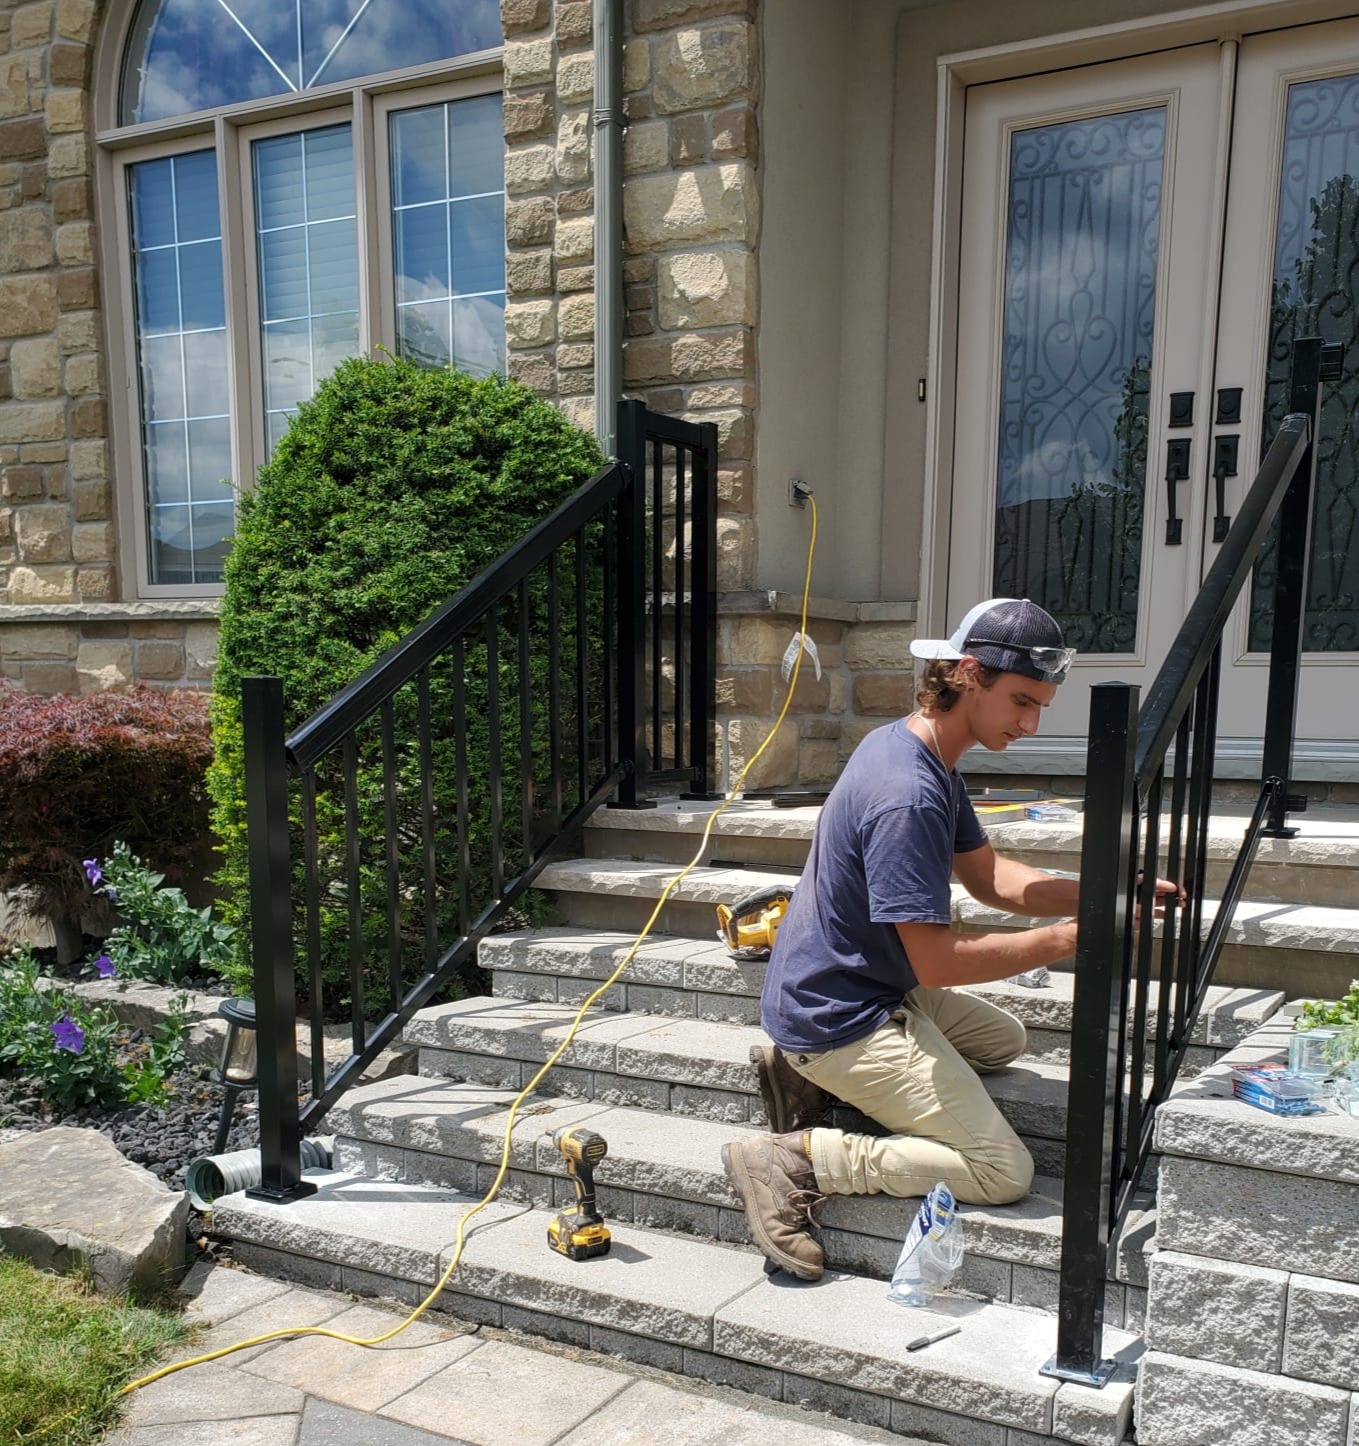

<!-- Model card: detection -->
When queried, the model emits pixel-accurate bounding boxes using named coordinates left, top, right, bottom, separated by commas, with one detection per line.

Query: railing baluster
left=684, top=420, right=719, bottom=798
left=486, top=608, right=504, bottom=900
left=343, top=732, right=365, bottom=1056
left=548, top=550, right=563, bottom=832
left=453, top=637, right=471, bottom=936
left=612, top=398, right=652, bottom=808
left=674, top=441, right=688, bottom=770
left=301, top=767, right=325, bottom=1100
left=242, top=674, right=312, bottom=1202
left=1125, top=769, right=1162, bottom=1171
left=575, top=529, right=588, bottom=802
left=381, top=697, right=402, bottom=1019
left=518, top=578, right=534, bottom=867
left=651, top=437, right=663, bottom=772
left=603, top=493, right=616, bottom=780
left=417, top=668, right=438, bottom=972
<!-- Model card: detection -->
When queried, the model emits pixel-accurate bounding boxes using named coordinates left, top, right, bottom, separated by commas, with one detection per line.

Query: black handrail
left=241, top=401, right=718, bottom=1200
left=1046, top=338, right=1331, bottom=1384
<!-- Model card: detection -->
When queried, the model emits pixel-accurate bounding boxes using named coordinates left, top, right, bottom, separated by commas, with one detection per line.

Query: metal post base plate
left=1039, top=1354, right=1119, bottom=1388
left=1261, top=826, right=1300, bottom=839
left=607, top=798, right=658, bottom=810
left=245, top=1178, right=319, bottom=1204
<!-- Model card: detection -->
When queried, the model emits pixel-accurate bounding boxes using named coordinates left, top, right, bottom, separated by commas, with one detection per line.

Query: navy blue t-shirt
left=760, top=720, right=986, bottom=1052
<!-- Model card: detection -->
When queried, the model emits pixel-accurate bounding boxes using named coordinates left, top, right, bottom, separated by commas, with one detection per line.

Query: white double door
left=949, top=20, right=1359, bottom=749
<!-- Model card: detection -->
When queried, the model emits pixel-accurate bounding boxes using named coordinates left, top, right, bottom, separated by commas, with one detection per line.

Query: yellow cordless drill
left=546, top=1125, right=611, bottom=1261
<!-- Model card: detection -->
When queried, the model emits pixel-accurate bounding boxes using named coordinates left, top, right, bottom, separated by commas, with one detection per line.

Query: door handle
left=1165, top=439, right=1190, bottom=545
left=1211, top=434, right=1238, bottom=543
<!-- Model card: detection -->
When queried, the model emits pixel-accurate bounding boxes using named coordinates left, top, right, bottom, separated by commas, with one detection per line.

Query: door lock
left=1211, top=435, right=1239, bottom=543
left=1164, top=438, right=1191, bottom=545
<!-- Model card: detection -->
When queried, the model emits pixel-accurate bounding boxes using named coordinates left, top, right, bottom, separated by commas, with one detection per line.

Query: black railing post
left=682, top=418, right=720, bottom=799
left=1043, top=681, right=1139, bottom=1386
left=242, top=675, right=314, bottom=1203
left=611, top=397, right=655, bottom=808
left=1261, top=337, right=1322, bottom=837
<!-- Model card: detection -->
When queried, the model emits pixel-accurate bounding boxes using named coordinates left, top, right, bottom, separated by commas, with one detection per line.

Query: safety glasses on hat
left=965, top=639, right=1077, bottom=678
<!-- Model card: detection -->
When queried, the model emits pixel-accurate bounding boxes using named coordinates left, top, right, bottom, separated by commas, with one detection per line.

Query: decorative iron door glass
left=128, top=149, right=232, bottom=586
left=254, top=124, right=360, bottom=455
left=992, top=107, right=1162, bottom=655
left=1250, top=71, right=1359, bottom=656
left=120, top=0, right=501, bottom=123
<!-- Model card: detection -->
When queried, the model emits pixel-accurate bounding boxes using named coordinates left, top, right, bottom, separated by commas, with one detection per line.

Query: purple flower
left=83, top=859, right=103, bottom=889
left=51, top=1015, right=85, bottom=1054
left=92, top=953, right=115, bottom=980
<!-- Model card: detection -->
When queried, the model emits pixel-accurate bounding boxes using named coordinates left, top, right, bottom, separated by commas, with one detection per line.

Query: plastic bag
left=887, top=1182, right=964, bottom=1307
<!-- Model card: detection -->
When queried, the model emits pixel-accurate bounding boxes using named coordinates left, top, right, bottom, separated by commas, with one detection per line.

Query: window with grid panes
left=106, top=0, right=506, bottom=592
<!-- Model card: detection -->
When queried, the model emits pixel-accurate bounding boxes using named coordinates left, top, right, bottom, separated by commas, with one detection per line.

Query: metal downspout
left=593, top=0, right=624, bottom=456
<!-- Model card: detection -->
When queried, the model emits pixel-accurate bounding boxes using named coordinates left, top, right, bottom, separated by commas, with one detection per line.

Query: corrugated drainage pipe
left=185, top=1137, right=334, bottom=1210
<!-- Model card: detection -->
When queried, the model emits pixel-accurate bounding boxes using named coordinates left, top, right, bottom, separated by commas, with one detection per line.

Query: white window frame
left=92, top=3, right=503, bottom=600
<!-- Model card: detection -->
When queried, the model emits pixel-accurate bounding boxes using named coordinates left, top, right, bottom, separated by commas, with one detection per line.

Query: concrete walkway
left=106, top=1261, right=920, bottom=1446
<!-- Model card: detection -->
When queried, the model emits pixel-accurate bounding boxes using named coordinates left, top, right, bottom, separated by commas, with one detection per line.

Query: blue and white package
left=887, top=1182, right=964, bottom=1307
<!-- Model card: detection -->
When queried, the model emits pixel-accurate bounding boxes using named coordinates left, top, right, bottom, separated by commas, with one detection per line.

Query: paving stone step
left=478, top=927, right=1282, bottom=1060
left=585, top=797, right=1359, bottom=907
left=324, top=1075, right=1153, bottom=1326
left=536, top=857, right=1359, bottom=998
left=211, top=1169, right=1140, bottom=1446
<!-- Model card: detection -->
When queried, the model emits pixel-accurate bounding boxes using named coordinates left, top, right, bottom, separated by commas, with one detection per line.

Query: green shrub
left=208, top=356, right=606, bottom=1010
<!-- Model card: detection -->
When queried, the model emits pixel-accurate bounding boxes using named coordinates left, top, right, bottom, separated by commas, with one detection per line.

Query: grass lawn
left=0, top=1253, right=191, bottom=1445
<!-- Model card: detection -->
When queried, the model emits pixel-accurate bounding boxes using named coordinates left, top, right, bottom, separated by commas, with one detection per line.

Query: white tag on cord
left=781, top=631, right=821, bottom=682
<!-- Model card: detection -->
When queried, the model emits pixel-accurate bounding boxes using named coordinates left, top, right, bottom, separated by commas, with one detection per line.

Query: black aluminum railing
left=1046, top=337, right=1338, bottom=1383
left=241, top=400, right=716, bottom=1200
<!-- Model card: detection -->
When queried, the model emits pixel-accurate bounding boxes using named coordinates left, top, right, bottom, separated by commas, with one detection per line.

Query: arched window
left=98, top=0, right=505, bottom=592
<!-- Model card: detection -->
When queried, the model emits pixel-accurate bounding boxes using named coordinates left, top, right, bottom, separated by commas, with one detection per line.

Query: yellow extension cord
left=115, top=493, right=819, bottom=1400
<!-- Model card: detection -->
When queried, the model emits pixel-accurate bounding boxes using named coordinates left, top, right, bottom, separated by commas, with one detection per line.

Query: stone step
left=585, top=797, right=1359, bottom=907
left=403, top=996, right=1092, bottom=1180
left=479, top=926, right=1281, bottom=1069
left=325, top=1075, right=1154, bottom=1327
left=211, top=1169, right=1140, bottom=1446
left=536, top=856, right=1359, bottom=999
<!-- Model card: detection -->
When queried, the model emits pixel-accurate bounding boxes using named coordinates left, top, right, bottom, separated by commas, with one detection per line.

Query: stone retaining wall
left=1138, top=1011, right=1359, bottom=1446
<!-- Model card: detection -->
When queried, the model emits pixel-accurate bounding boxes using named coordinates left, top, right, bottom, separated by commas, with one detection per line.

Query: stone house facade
left=3, top=0, right=1359, bottom=790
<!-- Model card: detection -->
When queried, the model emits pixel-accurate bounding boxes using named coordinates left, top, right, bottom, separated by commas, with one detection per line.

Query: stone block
left=0, top=117, right=45, bottom=161
left=556, top=341, right=593, bottom=370
left=624, top=36, right=651, bottom=90
left=0, top=622, right=77, bottom=659
left=1284, top=1273, right=1359, bottom=1391
left=70, top=396, right=105, bottom=438
left=508, top=349, right=555, bottom=393
left=845, top=619, right=914, bottom=669
left=633, top=0, right=754, bottom=33
left=1135, top=1349, right=1350, bottom=1446
left=716, top=667, right=770, bottom=715
left=671, top=111, right=707, bottom=165
left=55, top=220, right=94, bottom=266
left=21, top=661, right=76, bottom=692
left=555, top=108, right=592, bottom=183
left=500, top=0, right=549, bottom=34
left=713, top=104, right=757, bottom=161
left=505, top=299, right=556, bottom=348
left=558, top=395, right=594, bottom=430
left=507, top=196, right=555, bottom=246
left=0, top=59, right=32, bottom=119
left=0, top=1127, right=188, bottom=1293
left=48, top=134, right=89, bottom=179
left=554, top=215, right=594, bottom=263
left=12, top=2, right=53, bottom=48
left=63, top=351, right=102, bottom=394
left=624, top=163, right=757, bottom=251
left=503, top=37, right=553, bottom=87
left=77, top=640, right=133, bottom=691
left=623, top=328, right=751, bottom=385
left=505, top=143, right=556, bottom=195
left=58, top=268, right=98, bottom=311
left=58, top=310, right=100, bottom=353
left=77, top=563, right=114, bottom=601
left=798, top=738, right=839, bottom=786
left=2, top=463, right=43, bottom=500
left=0, top=401, right=65, bottom=444
left=69, top=438, right=107, bottom=480
left=557, top=184, right=593, bottom=214
left=0, top=275, right=56, bottom=336
left=52, top=179, right=92, bottom=224
left=506, top=248, right=553, bottom=296
left=558, top=292, right=594, bottom=340
left=10, top=337, right=59, bottom=397
left=504, top=88, right=553, bottom=141
left=184, top=621, right=219, bottom=680
left=725, top=716, right=797, bottom=790
left=556, top=52, right=594, bottom=104
left=658, top=249, right=754, bottom=329
left=0, top=207, right=54, bottom=270
left=723, top=614, right=793, bottom=666
left=70, top=481, right=109, bottom=525
left=44, top=87, right=86, bottom=133
left=853, top=670, right=913, bottom=716
left=16, top=504, right=70, bottom=562
left=135, top=640, right=185, bottom=680
left=557, top=263, right=594, bottom=292
left=624, top=120, right=668, bottom=176
left=716, top=514, right=752, bottom=588
left=1145, top=1250, right=1287, bottom=1373
left=54, top=0, right=96, bottom=42
left=1158, top=1155, right=1359, bottom=1283
left=655, top=24, right=750, bottom=114
left=8, top=563, right=75, bottom=602
left=555, top=0, right=592, bottom=46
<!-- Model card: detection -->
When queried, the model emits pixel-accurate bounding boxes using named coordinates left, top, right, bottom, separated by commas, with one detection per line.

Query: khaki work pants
left=786, top=988, right=1034, bottom=1206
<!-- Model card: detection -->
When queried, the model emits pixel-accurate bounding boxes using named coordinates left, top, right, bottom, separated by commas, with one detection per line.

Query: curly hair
left=915, top=658, right=1003, bottom=712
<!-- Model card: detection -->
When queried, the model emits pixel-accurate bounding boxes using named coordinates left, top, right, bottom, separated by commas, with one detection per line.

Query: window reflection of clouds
left=123, top=0, right=501, bottom=123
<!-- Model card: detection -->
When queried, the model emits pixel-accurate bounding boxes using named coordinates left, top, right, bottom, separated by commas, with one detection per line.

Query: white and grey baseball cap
left=910, top=597, right=1074, bottom=684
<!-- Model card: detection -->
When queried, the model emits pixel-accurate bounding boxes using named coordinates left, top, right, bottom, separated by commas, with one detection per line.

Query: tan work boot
left=721, top=1132, right=826, bottom=1281
left=749, top=1044, right=831, bottom=1135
